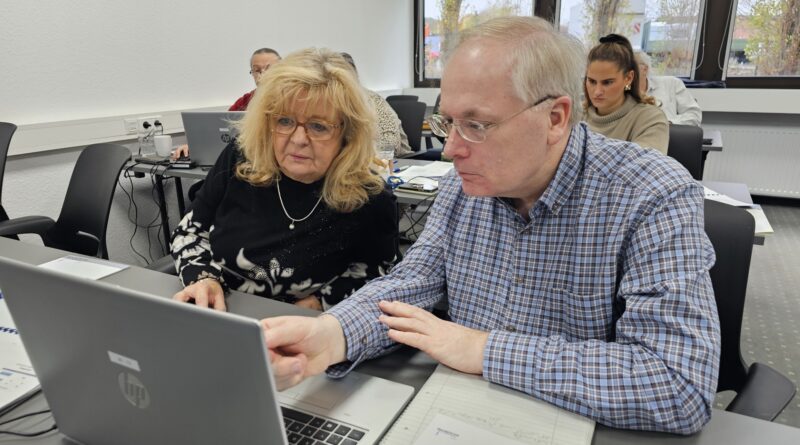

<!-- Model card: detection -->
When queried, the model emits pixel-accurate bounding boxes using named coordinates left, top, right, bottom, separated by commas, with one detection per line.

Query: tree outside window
left=422, top=0, right=535, bottom=80
left=559, top=0, right=703, bottom=77
left=727, top=0, right=800, bottom=77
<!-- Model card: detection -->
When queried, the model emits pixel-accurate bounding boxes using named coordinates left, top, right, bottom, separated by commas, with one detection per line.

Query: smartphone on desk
left=397, top=182, right=438, bottom=192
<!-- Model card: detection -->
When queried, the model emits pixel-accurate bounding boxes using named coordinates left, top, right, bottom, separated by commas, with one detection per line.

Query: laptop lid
left=0, top=257, right=414, bottom=445
left=181, top=111, right=244, bottom=167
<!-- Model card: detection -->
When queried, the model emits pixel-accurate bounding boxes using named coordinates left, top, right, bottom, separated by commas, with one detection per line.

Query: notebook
left=0, top=256, right=414, bottom=445
left=181, top=111, right=245, bottom=167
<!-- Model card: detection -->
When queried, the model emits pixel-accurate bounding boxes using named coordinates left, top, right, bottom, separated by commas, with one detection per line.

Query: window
left=416, top=0, right=535, bottom=85
left=558, top=0, right=705, bottom=78
left=726, top=0, right=800, bottom=77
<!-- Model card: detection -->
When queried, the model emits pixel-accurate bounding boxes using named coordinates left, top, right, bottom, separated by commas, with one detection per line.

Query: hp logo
left=118, top=372, right=151, bottom=409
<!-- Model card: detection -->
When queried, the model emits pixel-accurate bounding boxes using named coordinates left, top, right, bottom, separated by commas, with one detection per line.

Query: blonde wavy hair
left=235, top=47, right=384, bottom=213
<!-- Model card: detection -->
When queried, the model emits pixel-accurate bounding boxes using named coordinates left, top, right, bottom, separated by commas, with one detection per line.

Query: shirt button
left=506, top=325, right=517, bottom=332
left=515, top=276, right=524, bottom=284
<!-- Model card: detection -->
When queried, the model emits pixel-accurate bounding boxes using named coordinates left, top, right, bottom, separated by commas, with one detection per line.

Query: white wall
left=1, top=0, right=414, bottom=265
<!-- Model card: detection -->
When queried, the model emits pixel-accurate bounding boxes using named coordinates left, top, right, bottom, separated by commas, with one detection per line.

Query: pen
left=393, top=165, right=410, bottom=173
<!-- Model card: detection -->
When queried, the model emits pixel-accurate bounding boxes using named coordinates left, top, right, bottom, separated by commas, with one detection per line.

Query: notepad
left=0, top=293, right=40, bottom=414
left=38, top=255, right=128, bottom=280
left=381, top=364, right=595, bottom=445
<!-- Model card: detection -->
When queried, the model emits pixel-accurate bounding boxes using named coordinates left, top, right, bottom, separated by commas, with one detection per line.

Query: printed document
left=381, top=365, right=594, bottom=445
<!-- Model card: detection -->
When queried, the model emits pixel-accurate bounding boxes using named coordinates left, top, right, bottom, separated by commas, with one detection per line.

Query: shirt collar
left=534, top=123, right=587, bottom=215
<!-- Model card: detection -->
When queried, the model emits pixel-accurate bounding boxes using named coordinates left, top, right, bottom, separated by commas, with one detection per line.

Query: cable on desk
left=0, top=423, right=57, bottom=437
left=0, top=409, right=51, bottom=427
left=0, top=405, right=56, bottom=438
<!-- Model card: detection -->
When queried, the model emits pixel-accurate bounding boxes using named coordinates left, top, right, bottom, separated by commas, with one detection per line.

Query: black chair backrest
left=0, top=122, right=17, bottom=221
left=44, top=143, right=131, bottom=258
left=667, top=124, right=703, bottom=180
left=388, top=101, right=427, bottom=153
left=386, top=95, right=419, bottom=103
left=704, top=199, right=754, bottom=392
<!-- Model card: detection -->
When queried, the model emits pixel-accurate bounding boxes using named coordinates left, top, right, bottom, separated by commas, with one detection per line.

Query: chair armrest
left=726, top=362, right=797, bottom=421
left=0, top=216, right=55, bottom=238
left=146, top=255, right=178, bottom=275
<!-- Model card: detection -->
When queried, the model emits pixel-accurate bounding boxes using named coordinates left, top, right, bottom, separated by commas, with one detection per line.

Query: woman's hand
left=294, top=295, right=323, bottom=311
left=172, top=278, right=226, bottom=311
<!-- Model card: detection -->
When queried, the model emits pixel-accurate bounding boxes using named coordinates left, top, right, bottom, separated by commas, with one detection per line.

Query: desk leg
left=175, top=177, right=185, bottom=216
left=700, top=151, right=709, bottom=179
left=154, top=174, right=171, bottom=252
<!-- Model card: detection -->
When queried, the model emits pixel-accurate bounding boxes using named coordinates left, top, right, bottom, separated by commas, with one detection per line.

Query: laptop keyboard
left=281, top=406, right=366, bottom=445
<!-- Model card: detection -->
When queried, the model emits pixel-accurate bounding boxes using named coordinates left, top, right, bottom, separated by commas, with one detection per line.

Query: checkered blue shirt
left=327, top=123, right=720, bottom=434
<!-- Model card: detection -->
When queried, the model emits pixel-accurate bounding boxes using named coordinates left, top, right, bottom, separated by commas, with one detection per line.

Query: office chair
left=667, top=124, right=703, bottom=180
left=0, top=122, right=18, bottom=236
left=704, top=199, right=796, bottom=420
left=0, top=143, right=132, bottom=259
left=385, top=95, right=419, bottom=103
left=388, top=100, right=427, bottom=152
left=389, top=100, right=441, bottom=161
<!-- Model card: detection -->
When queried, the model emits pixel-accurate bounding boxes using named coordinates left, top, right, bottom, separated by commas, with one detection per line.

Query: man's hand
left=378, top=300, right=488, bottom=375
left=171, top=144, right=189, bottom=160
left=261, top=315, right=347, bottom=390
left=172, top=278, right=226, bottom=311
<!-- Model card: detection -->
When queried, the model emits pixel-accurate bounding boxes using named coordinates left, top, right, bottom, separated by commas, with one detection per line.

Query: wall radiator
left=702, top=114, right=800, bottom=199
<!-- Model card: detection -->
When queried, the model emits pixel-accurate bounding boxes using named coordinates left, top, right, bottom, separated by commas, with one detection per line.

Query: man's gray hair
left=634, top=50, right=652, bottom=68
left=451, top=16, right=586, bottom=126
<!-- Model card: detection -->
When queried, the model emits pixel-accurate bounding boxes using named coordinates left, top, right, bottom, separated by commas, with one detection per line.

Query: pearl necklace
left=276, top=179, right=324, bottom=230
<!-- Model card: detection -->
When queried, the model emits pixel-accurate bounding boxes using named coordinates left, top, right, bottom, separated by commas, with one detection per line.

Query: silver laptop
left=182, top=111, right=245, bottom=167
left=0, top=257, right=414, bottom=445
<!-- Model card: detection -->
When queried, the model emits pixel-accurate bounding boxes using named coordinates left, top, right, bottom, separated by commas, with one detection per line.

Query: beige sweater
left=585, top=96, right=669, bottom=154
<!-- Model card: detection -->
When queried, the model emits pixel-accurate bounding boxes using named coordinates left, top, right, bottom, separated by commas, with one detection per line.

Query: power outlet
left=123, top=118, right=138, bottom=134
left=136, top=115, right=162, bottom=135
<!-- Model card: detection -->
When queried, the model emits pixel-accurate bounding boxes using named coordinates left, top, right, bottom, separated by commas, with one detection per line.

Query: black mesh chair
left=385, top=95, right=419, bottom=103
left=704, top=199, right=796, bottom=420
left=0, top=143, right=131, bottom=259
left=667, top=124, right=703, bottom=180
left=388, top=100, right=427, bottom=154
left=0, top=122, right=18, bottom=235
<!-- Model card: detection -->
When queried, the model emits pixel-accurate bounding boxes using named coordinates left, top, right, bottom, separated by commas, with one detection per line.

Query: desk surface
left=1, top=238, right=798, bottom=444
left=702, top=129, right=723, bottom=152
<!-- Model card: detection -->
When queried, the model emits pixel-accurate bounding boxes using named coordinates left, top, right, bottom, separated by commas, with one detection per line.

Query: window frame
left=413, top=0, right=800, bottom=89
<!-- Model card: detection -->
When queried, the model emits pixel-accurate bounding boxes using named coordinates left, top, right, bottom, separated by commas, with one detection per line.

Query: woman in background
left=583, top=34, right=669, bottom=154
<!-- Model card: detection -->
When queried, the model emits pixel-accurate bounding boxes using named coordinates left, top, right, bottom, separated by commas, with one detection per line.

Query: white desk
left=1, top=237, right=800, bottom=444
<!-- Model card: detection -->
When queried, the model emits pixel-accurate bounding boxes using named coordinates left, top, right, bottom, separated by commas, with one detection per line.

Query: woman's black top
left=170, top=143, right=398, bottom=307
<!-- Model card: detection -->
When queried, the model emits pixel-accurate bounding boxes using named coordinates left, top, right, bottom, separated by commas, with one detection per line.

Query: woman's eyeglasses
left=272, top=116, right=342, bottom=141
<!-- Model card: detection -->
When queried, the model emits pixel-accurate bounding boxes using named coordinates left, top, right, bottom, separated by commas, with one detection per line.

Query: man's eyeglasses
left=250, top=66, right=271, bottom=76
left=271, top=115, right=343, bottom=141
left=428, top=95, right=558, bottom=143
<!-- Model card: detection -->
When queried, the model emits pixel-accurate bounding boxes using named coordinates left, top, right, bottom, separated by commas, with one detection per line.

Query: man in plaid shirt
left=264, top=17, right=720, bottom=434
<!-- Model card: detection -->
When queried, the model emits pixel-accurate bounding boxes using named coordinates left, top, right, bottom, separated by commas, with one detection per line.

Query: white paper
left=0, top=295, right=41, bottom=411
left=746, top=208, right=774, bottom=235
left=413, top=413, right=527, bottom=445
left=396, top=161, right=454, bottom=182
left=39, top=255, right=128, bottom=280
left=381, top=365, right=594, bottom=445
left=703, top=186, right=753, bottom=208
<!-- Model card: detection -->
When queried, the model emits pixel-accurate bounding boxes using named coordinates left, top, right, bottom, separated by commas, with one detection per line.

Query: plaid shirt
left=327, top=123, right=720, bottom=434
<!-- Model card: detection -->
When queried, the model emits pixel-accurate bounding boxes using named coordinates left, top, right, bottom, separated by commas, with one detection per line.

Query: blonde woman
left=171, top=48, right=397, bottom=312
